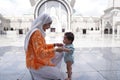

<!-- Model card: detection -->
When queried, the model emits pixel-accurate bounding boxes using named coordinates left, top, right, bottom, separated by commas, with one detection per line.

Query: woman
left=24, top=13, right=69, bottom=80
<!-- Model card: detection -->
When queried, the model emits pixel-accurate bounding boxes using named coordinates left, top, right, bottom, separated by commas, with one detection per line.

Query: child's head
left=63, top=32, right=74, bottom=45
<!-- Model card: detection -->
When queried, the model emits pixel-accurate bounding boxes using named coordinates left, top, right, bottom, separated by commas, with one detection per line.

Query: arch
left=104, top=28, right=108, bottom=34
left=34, top=0, right=72, bottom=18
left=104, top=28, right=113, bottom=34
left=34, top=0, right=72, bottom=31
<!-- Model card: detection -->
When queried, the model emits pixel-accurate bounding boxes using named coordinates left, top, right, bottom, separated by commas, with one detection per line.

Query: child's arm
left=63, top=48, right=70, bottom=52
left=64, top=47, right=74, bottom=53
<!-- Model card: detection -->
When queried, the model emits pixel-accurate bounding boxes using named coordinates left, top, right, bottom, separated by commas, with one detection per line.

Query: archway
left=34, top=0, right=72, bottom=32
left=104, top=28, right=108, bottom=34
left=104, top=22, right=112, bottom=34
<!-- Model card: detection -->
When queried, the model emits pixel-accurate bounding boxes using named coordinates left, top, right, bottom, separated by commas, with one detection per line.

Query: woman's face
left=43, top=23, right=51, bottom=31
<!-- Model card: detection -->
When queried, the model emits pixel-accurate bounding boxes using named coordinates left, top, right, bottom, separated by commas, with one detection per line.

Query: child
left=63, top=32, right=75, bottom=80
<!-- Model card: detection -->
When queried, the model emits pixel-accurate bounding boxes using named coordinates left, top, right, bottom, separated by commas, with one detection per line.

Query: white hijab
left=24, top=13, right=52, bottom=51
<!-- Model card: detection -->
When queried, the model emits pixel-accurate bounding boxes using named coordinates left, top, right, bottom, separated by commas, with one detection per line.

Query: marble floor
left=0, top=34, right=120, bottom=80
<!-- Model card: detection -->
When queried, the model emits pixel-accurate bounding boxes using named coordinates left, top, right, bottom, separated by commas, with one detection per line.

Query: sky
left=0, top=0, right=32, bottom=16
left=74, top=0, right=108, bottom=17
left=0, top=0, right=109, bottom=17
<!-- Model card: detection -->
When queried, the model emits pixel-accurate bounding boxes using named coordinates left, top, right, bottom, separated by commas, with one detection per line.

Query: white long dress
left=29, top=52, right=64, bottom=80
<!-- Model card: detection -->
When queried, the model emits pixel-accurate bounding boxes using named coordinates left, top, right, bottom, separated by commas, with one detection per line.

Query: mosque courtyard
left=0, top=32, right=120, bottom=80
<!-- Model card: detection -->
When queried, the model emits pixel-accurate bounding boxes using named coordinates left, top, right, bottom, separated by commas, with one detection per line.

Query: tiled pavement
left=0, top=46, right=120, bottom=80
left=0, top=34, right=120, bottom=80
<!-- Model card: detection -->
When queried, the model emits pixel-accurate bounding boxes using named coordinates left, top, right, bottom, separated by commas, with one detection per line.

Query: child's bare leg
left=66, top=61, right=72, bottom=80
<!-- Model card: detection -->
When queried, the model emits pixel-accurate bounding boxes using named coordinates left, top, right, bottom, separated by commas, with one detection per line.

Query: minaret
left=29, top=0, right=38, bottom=6
left=70, top=0, right=76, bottom=8
left=107, top=0, right=120, bottom=8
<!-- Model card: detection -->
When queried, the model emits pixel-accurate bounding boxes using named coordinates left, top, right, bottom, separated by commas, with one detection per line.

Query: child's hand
left=63, top=48, right=70, bottom=52
left=55, top=47, right=70, bottom=52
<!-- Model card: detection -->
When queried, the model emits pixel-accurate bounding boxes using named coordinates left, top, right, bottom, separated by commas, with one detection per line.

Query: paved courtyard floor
left=0, top=33, right=120, bottom=80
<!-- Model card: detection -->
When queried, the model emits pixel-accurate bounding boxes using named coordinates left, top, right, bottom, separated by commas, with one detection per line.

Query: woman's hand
left=54, top=43, right=63, bottom=47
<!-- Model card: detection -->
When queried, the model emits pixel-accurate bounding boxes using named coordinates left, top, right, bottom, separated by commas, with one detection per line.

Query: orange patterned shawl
left=26, top=30, right=55, bottom=70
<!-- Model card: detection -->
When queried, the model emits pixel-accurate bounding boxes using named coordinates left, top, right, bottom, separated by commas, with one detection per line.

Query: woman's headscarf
left=24, top=13, right=52, bottom=51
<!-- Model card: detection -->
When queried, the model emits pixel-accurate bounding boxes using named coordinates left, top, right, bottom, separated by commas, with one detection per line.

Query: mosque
left=0, top=0, right=120, bottom=35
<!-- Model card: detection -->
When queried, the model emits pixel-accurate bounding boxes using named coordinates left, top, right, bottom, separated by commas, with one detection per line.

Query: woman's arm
left=31, top=30, right=55, bottom=58
left=46, top=44, right=54, bottom=49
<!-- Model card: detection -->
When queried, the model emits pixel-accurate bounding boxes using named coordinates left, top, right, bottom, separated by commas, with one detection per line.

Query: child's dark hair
left=65, top=32, right=74, bottom=43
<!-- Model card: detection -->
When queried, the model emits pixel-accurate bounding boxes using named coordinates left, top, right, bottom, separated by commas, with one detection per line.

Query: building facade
left=30, top=0, right=101, bottom=34
left=101, top=0, right=120, bottom=35
left=0, top=14, right=10, bottom=34
left=1, top=0, right=120, bottom=35
left=4, top=15, right=34, bottom=34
